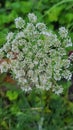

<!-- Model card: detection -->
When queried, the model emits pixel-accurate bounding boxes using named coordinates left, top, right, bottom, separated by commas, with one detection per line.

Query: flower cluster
left=0, top=13, right=72, bottom=95
left=69, top=51, right=73, bottom=62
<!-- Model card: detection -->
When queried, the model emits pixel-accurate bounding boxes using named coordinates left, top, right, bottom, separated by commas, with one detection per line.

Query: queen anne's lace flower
left=28, top=13, right=37, bottom=23
left=52, top=85, right=63, bottom=95
left=6, top=32, right=14, bottom=42
left=36, top=23, right=46, bottom=31
left=0, top=13, right=72, bottom=94
left=0, top=61, right=10, bottom=73
left=0, top=49, right=4, bottom=59
left=59, top=27, right=68, bottom=38
left=69, top=52, right=73, bottom=61
left=15, top=17, right=25, bottom=29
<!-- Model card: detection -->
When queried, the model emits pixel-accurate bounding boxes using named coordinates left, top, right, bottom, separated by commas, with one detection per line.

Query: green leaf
left=46, top=6, right=63, bottom=22
left=10, top=104, right=20, bottom=115
left=6, top=90, right=18, bottom=101
left=65, top=13, right=73, bottom=23
left=11, top=1, right=32, bottom=14
left=1, top=120, right=8, bottom=130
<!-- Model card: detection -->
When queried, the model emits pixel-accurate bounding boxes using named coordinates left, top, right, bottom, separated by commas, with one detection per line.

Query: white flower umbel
left=15, top=17, right=25, bottom=29
left=6, top=32, right=14, bottom=42
left=52, top=85, right=63, bottom=95
left=0, top=61, right=10, bottom=73
left=69, top=52, right=73, bottom=61
left=59, top=27, right=68, bottom=38
left=0, top=13, right=72, bottom=94
left=36, top=23, right=46, bottom=31
left=0, top=49, right=4, bottom=59
left=28, top=13, right=37, bottom=23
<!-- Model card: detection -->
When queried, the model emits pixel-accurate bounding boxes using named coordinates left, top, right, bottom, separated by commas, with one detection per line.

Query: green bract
left=0, top=13, right=72, bottom=94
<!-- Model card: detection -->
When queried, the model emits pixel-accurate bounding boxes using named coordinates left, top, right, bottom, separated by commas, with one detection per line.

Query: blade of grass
left=44, top=0, right=73, bottom=16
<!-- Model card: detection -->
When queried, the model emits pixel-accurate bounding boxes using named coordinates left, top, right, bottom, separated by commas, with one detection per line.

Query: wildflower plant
left=0, top=13, right=72, bottom=95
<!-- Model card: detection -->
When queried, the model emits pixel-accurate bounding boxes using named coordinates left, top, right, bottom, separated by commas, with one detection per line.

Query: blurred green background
left=0, top=0, right=73, bottom=130
left=0, top=0, right=73, bottom=47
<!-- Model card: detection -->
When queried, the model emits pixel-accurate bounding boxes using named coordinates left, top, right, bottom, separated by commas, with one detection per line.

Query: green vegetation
left=0, top=0, right=73, bottom=130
